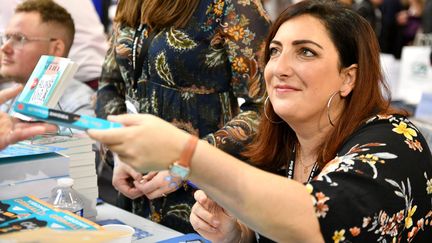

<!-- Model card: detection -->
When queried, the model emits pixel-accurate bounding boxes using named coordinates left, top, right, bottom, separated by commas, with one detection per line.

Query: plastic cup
left=102, top=224, right=135, bottom=243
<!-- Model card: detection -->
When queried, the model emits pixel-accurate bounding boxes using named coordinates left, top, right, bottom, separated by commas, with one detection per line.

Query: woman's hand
left=134, top=170, right=183, bottom=199
left=87, top=114, right=190, bottom=173
left=190, top=190, right=243, bottom=243
left=112, top=158, right=144, bottom=199
left=0, top=85, right=57, bottom=150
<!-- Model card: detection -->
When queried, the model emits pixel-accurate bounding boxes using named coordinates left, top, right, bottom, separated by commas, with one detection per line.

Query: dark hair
left=15, top=0, right=75, bottom=56
left=243, top=0, right=401, bottom=171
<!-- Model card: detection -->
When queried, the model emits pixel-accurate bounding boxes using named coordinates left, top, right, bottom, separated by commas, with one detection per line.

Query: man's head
left=0, top=0, right=74, bottom=83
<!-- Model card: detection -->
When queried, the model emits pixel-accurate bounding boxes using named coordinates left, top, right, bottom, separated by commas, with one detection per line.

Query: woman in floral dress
left=184, top=1, right=432, bottom=242
left=95, top=0, right=270, bottom=233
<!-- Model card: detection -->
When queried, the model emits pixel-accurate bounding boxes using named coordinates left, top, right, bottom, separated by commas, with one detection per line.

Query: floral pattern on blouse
left=309, top=115, right=432, bottom=242
left=96, top=0, right=270, bottom=233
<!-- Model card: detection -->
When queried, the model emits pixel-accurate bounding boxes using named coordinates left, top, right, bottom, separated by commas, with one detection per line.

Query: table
left=96, top=203, right=183, bottom=242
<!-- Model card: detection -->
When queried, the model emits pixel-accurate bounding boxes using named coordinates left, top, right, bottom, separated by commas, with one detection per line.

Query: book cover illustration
left=11, top=55, right=77, bottom=120
left=18, top=56, right=73, bottom=105
left=0, top=195, right=100, bottom=235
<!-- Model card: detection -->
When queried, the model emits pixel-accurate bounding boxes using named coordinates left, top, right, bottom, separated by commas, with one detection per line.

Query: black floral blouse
left=259, top=115, right=432, bottom=242
left=96, top=0, right=270, bottom=233
left=311, top=115, right=432, bottom=242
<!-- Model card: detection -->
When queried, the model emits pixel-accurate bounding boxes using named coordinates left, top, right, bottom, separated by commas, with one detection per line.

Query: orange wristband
left=178, top=135, right=199, bottom=167
left=169, top=135, right=198, bottom=179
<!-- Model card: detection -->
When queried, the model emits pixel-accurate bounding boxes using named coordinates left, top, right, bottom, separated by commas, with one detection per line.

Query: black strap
left=286, top=148, right=318, bottom=182
left=133, top=25, right=157, bottom=83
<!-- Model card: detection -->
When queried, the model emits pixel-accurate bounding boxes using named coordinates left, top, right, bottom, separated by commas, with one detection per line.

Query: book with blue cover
left=14, top=102, right=123, bottom=131
left=10, top=55, right=77, bottom=121
left=0, top=195, right=101, bottom=234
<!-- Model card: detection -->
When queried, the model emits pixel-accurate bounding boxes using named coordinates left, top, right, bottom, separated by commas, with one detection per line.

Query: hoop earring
left=326, top=91, right=339, bottom=127
left=264, top=96, right=283, bottom=124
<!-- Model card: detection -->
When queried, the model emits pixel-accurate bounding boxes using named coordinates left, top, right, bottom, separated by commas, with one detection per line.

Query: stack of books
left=0, top=55, right=98, bottom=219
left=0, top=146, right=69, bottom=200
left=0, top=134, right=99, bottom=220
left=29, top=134, right=99, bottom=219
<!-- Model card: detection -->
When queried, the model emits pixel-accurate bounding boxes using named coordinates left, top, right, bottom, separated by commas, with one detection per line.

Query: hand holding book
left=0, top=85, right=56, bottom=150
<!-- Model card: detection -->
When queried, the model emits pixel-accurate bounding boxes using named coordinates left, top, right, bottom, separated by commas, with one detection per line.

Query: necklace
left=297, top=155, right=317, bottom=174
left=286, top=147, right=318, bottom=183
left=296, top=146, right=318, bottom=182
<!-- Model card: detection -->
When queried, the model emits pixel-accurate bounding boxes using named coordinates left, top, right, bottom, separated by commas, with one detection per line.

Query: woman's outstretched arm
left=88, top=114, right=323, bottom=242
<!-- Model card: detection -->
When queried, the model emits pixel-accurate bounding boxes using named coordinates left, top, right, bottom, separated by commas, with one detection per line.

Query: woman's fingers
left=194, top=190, right=222, bottom=214
left=87, top=127, right=128, bottom=146
left=194, top=190, right=207, bottom=202
left=191, top=203, right=218, bottom=232
left=134, top=172, right=181, bottom=199
left=107, top=114, right=153, bottom=126
left=13, top=121, right=58, bottom=133
left=141, top=171, right=158, bottom=181
left=193, top=191, right=221, bottom=227
left=0, top=85, right=23, bottom=105
left=7, top=126, right=46, bottom=144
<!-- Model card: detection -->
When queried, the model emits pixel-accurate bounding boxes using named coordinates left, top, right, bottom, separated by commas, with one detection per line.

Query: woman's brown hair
left=114, top=0, right=200, bottom=30
left=243, top=0, right=403, bottom=172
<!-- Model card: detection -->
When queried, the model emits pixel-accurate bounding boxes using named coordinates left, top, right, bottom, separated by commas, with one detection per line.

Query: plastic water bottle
left=50, top=177, right=84, bottom=217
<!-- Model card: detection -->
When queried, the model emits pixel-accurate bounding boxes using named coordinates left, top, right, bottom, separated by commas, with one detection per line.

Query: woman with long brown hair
left=90, top=0, right=432, bottom=242
left=96, top=0, right=270, bottom=233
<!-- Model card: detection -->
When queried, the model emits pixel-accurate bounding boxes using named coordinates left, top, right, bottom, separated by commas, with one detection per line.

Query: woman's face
left=264, top=14, right=354, bottom=127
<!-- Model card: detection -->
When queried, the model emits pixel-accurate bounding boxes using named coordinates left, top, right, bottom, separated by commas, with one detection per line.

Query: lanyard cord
left=132, top=24, right=157, bottom=83
left=286, top=148, right=318, bottom=183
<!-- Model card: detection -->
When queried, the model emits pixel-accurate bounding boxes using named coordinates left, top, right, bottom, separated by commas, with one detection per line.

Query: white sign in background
left=396, top=46, right=432, bottom=104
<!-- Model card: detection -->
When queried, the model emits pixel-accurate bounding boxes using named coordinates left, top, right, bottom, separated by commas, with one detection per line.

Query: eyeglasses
left=0, top=33, right=57, bottom=49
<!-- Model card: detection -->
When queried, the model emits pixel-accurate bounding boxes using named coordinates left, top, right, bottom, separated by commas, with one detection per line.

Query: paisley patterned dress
left=258, top=115, right=432, bottom=242
left=96, top=0, right=270, bottom=233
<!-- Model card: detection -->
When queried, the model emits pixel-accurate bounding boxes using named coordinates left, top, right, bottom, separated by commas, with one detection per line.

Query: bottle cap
left=57, top=177, right=74, bottom=187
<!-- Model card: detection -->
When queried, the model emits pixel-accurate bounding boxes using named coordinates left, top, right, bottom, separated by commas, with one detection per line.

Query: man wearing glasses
left=0, top=0, right=94, bottom=120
